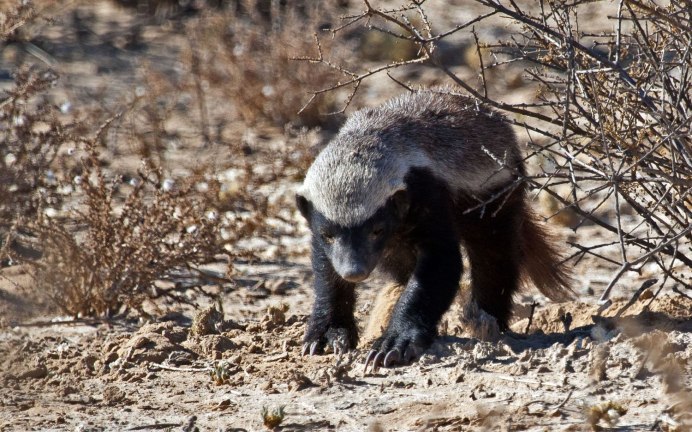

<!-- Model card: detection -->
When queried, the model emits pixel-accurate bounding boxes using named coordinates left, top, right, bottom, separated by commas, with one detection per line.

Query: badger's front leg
left=302, top=239, right=359, bottom=356
left=366, top=234, right=462, bottom=369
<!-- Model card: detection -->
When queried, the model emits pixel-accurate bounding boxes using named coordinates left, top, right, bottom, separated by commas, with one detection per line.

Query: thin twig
left=524, top=301, right=539, bottom=334
left=149, top=363, right=213, bottom=373
left=472, top=27, right=488, bottom=98
left=614, top=278, right=658, bottom=317
left=554, top=389, right=574, bottom=410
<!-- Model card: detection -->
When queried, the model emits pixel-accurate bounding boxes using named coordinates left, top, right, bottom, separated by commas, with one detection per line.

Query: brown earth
left=1, top=272, right=691, bottom=431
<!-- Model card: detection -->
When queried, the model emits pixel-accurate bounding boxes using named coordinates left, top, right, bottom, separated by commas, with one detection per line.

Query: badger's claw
left=301, top=341, right=321, bottom=356
left=383, top=348, right=401, bottom=367
left=302, top=324, right=357, bottom=357
left=364, top=350, right=384, bottom=374
left=365, top=325, right=433, bottom=370
left=363, top=347, right=409, bottom=374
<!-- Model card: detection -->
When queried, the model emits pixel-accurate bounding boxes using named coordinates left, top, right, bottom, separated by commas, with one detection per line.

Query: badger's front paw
left=302, top=322, right=358, bottom=356
left=365, top=323, right=435, bottom=371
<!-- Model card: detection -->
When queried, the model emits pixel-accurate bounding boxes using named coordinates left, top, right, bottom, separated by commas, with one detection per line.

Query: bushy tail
left=519, top=211, right=574, bottom=301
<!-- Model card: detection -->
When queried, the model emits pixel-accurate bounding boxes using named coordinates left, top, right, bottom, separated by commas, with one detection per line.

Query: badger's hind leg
left=458, top=191, right=524, bottom=331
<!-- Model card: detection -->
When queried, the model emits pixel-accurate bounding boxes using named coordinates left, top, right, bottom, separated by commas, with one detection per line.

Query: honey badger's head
left=296, top=132, right=413, bottom=282
left=296, top=189, right=408, bottom=283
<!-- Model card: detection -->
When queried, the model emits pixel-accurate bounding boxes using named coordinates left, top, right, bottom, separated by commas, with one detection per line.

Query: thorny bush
left=301, top=0, right=692, bottom=300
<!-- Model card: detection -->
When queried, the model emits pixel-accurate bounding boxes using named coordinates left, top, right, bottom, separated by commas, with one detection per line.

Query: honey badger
left=296, top=90, right=572, bottom=369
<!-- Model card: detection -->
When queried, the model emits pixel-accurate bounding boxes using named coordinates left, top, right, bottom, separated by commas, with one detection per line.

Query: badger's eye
left=371, top=226, right=384, bottom=237
left=321, top=232, right=335, bottom=243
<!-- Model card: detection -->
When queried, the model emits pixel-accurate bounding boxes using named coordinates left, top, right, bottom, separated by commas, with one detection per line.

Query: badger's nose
left=332, top=242, right=372, bottom=282
left=336, top=261, right=371, bottom=282
left=341, top=268, right=370, bottom=283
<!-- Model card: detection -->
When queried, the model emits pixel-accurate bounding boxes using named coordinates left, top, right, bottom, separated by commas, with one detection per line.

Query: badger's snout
left=331, top=240, right=375, bottom=283
left=338, top=265, right=371, bottom=283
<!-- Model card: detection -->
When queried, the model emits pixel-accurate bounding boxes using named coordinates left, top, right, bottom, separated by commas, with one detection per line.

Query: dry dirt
left=1, top=269, right=691, bottom=431
left=1, top=1, right=691, bottom=431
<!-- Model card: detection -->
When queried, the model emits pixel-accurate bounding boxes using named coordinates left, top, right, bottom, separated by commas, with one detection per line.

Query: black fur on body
left=296, top=91, right=572, bottom=368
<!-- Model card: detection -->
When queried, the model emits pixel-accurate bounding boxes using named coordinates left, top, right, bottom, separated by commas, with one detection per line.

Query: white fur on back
left=299, top=91, right=520, bottom=227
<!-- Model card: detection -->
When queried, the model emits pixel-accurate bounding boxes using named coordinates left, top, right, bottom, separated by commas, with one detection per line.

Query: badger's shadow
left=431, top=309, right=692, bottom=359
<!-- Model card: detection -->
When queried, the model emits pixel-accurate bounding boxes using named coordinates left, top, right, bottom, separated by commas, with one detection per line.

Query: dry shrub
left=0, top=67, right=69, bottom=260
left=30, top=142, right=224, bottom=318
left=0, top=7, right=231, bottom=317
left=0, top=0, right=331, bottom=319
left=181, top=0, right=350, bottom=128
left=478, top=0, right=692, bottom=297
left=0, top=1, right=36, bottom=39
left=212, top=124, right=319, bottom=258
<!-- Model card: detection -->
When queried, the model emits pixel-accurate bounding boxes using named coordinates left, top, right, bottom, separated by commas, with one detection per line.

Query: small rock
left=508, top=362, right=529, bottom=376
left=167, top=350, right=196, bottom=366
left=260, top=304, right=289, bottom=331
left=195, top=335, right=237, bottom=356
left=118, top=330, right=181, bottom=364
left=81, top=355, right=98, bottom=372
left=102, top=351, right=119, bottom=368
left=219, top=319, right=246, bottom=332
left=102, top=385, right=127, bottom=405
left=161, top=328, right=188, bottom=344
left=248, top=343, right=263, bottom=354
left=518, top=350, right=533, bottom=362
left=288, top=371, right=313, bottom=391
left=59, top=385, right=78, bottom=397
left=639, top=288, right=654, bottom=301
left=212, top=398, right=234, bottom=411
left=18, top=366, right=48, bottom=380
left=191, top=306, right=224, bottom=336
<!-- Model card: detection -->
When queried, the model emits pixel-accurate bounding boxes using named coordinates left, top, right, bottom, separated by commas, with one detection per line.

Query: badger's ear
left=295, top=193, right=311, bottom=220
left=392, top=189, right=409, bottom=220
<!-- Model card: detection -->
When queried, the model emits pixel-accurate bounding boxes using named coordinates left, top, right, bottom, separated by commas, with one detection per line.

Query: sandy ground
left=1, top=1, right=691, bottom=431
left=1, top=268, right=691, bottom=431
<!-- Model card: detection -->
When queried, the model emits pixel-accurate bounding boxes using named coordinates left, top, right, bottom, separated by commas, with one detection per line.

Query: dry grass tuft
left=1, top=2, right=34, bottom=38
left=29, top=142, right=224, bottom=318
